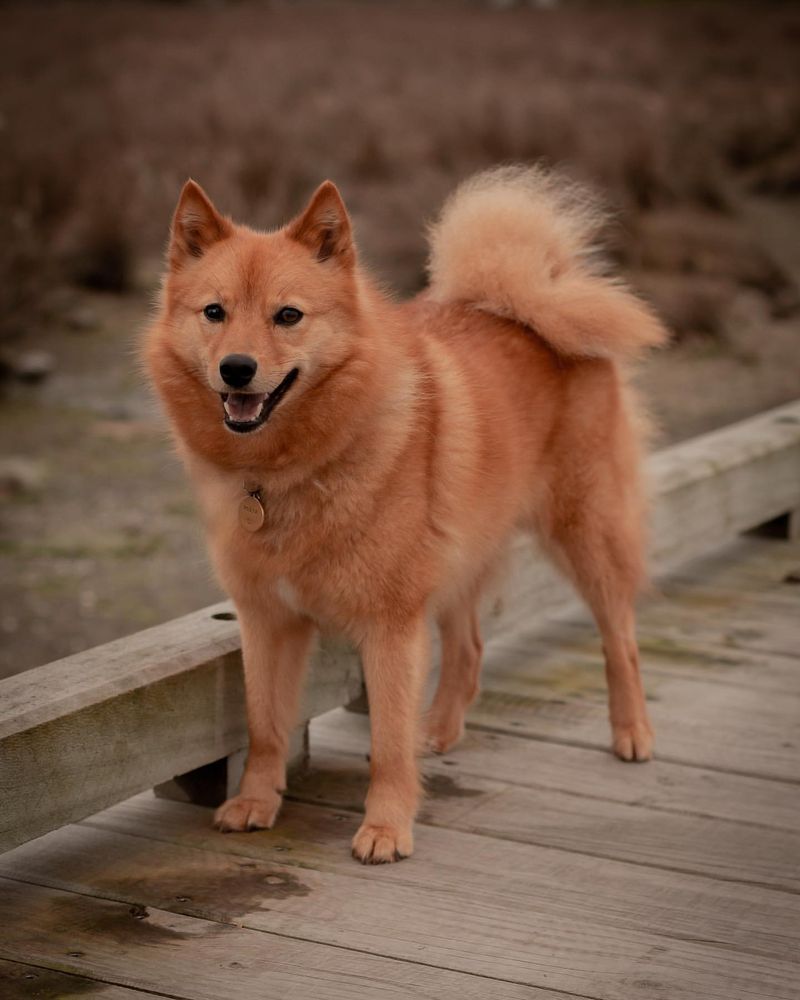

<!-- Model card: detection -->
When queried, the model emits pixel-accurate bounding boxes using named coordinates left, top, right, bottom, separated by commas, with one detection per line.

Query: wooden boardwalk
left=1, top=533, right=798, bottom=999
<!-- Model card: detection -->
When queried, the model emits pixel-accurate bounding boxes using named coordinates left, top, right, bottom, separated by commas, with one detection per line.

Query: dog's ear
left=169, top=180, right=232, bottom=269
left=287, top=181, right=353, bottom=264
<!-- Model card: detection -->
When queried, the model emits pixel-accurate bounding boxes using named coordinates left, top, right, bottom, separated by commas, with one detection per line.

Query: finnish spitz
left=145, top=166, right=667, bottom=863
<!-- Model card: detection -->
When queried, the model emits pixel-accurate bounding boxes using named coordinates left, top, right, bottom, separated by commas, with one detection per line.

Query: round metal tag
left=238, top=494, right=265, bottom=532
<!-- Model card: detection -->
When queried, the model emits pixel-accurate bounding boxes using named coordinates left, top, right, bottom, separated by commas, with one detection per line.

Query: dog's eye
left=274, top=306, right=303, bottom=327
left=203, top=303, right=226, bottom=323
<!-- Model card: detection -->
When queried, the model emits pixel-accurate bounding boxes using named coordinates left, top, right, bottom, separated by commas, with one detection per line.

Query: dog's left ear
left=287, top=181, right=353, bottom=264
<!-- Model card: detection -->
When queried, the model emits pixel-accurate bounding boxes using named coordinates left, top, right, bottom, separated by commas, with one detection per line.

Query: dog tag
left=239, top=494, right=265, bottom=532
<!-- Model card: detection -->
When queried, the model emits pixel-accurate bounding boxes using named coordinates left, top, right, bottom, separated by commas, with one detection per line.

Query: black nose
left=220, top=354, right=257, bottom=389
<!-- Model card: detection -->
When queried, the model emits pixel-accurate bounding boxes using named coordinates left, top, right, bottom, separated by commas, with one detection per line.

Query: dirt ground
left=1, top=1, right=799, bottom=677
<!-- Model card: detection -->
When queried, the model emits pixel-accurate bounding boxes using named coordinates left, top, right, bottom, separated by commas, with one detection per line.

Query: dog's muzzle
left=220, top=368, right=299, bottom=433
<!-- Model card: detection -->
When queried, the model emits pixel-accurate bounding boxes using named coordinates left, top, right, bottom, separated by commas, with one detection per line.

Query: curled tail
left=427, top=165, right=668, bottom=359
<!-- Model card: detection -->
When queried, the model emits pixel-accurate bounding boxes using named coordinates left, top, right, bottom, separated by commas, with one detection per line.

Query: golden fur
left=145, top=167, right=668, bottom=863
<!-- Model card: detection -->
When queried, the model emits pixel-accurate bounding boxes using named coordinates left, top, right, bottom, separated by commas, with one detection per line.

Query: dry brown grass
left=0, top=0, right=798, bottom=338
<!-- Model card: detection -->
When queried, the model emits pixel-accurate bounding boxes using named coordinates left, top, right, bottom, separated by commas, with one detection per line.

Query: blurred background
left=1, top=0, right=798, bottom=678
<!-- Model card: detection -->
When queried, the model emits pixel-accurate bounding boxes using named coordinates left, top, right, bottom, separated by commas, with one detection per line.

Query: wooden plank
left=280, top=751, right=800, bottom=891
left=470, top=547, right=800, bottom=782
left=0, top=957, right=161, bottom=999
left=4, top=815, right=800, bottom=1000
left=634, top=535, right=800, bottom=662
left=488, top=536, right=800, bottom=686
left=635, top=593, right=800, bottom=663
left=659, top=533, right=800, bottom=596
left=497, top=534, right=800, bottom=689
left=312, top=709, right=800, bottom=831
left=483, top=616, right=800, bottom=697
left=86, top=794, right=800, bottom=948
left=0, top=607, right=362, bottom=853
left=83, top=804, right=800, bottom=997
left=0, top=877, right=569, bottom=1000
left=469, top=678, right=800, bottom=782
left=649, top=402, right=800, bottom=570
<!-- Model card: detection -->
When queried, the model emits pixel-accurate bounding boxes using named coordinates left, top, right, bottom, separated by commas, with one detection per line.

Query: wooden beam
left=650, top=402, right=800, bottom=567
left=0, top=606, right=361, bottom=853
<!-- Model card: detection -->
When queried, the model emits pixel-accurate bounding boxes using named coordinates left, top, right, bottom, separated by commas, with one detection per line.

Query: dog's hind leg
left=424, top=595, right=483, bottom=754
left=546, top=512, right=654, bottom=762
left=588, top=590, right=653, bottom=762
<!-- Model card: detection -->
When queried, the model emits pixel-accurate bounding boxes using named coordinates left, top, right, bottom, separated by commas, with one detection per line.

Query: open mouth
left=220, top=368, right=299, bottom=434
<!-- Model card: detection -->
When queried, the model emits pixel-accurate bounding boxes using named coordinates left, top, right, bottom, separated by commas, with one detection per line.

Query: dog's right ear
left=168, top=180, right=232, bottom=270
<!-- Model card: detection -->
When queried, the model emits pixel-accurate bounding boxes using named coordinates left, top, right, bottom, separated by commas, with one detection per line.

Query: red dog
left=145, top=166, right=666, bottom=863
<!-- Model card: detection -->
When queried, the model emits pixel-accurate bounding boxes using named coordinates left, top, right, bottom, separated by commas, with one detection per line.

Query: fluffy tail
left=427, top=165, right=669, bottom=359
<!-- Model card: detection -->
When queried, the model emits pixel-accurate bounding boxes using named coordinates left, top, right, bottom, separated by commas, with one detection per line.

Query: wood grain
left=312, top=709, right=800, bottom=831
left=0, top=613, right=362, bottom=853
left=0, top=877, right=561, bottom=1000
left=3, top=812, right=800, bottom=1000
left=0, top=957, right=160, bottom=999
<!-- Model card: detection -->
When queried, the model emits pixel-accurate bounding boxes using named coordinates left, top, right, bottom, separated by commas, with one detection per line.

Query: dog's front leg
left=214, top=601, right=315, bottom=832
left=352, top=617, right=428, bottom=864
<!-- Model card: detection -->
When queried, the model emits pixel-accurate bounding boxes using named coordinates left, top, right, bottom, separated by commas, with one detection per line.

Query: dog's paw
left=612, top=721, right=654, bottom=762
left=351, top=822, right=413, bottom=864
left=213, top=791, right=282, bottom=832
left=423, top=709, right=465, bottom=755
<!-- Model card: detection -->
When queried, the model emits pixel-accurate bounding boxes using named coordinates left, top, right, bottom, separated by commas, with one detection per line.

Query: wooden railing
left=2, top=400, right=799, bottom=854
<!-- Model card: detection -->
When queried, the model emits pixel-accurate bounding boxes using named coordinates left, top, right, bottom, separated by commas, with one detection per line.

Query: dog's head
left=149, top=179, right=361, bottom=441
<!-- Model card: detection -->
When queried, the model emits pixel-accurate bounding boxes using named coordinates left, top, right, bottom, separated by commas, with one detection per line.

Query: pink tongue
left=225, top=393, right=265, bottom=422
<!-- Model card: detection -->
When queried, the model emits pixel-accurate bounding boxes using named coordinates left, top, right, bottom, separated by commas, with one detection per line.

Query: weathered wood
left=482, top=609, right=800, bottom=699
left=154, top=727, right=309, bottom=807
left=516, top=620, right=800, bottom=694
left=649, top=403, right=800, bottom=569
left=0, top=877, right=560, bottom=1000
left=86, top=793, right=800, bottom=950
left=3, top=811, right=800, bottom=999
left=0, top=609, right=361, bottom=853
left=461, top=535, right=800, bottom=781
left=667, top=531, right=800, bottom=591
left=280, top=752, right=800, bottom=890
left=470, top=672, right=800, bottom=781
left=312, top=709, right=800, bottom=831
left=0, top=958, right=159, bottom=1000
